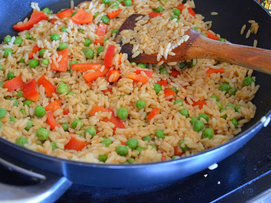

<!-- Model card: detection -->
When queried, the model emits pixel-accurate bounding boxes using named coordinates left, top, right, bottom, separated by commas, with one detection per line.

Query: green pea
left=23, top=100, right=32, bottom=106
left=193, top=120, right=204, bottom=132
left=97, top=46, right=104, bottom=55
left=70, top=60, right=78, bottom=67
left=20, top=109, right=26, bottom=115
left=136, top=147, right=144, bottom=153
left=7, top=72, right=15, bottom=80
left=202, top=33, right=208, bottom=37
left=39, top=49, right=46, bottom=58
left=179, top=109, right=189, bottom=118
left=127, top=138, right=138, bottom=149
left=24, top=120, right=33, bottom=131
left=78, top=28, right=84, bottom=33
left=110, top=1, right=120, bottom=9
left=154, top=6, right=164, bottom=13
left=228, top=88, right=237, bottom=96
left=4, top=35, right=12, bottom=44
left=57, top=82, right=69, bottom=94
left=10, top=117, right=15, bottom=122
left=19, top=58, right=25, bottom=63
left=117, top=107, right=128, bottom=119
left=16, top=91, right=23, bottom=98
left=151, top=144, right=157, bottom=150
left=219, top=82, right=230, bottom=92
left=173, top=8, right=181, bottom=16
left=235, top=105, right=242, bottom=112
left=94, top=12, right=100, bottom=19
left=34, top=106, right=46, bottom=117
left=174, top=99, right=183, bottom=106
left=51, top=142, right=57, bottom=150
left=71, top=119, right=83, bottom=129
left=116, top=145, right=128, bottom=156
left=101, top=138, right=112, bottom=147
left=123, top=0, right=132, bottom=6
left=0, top=81, right=3, bottom=88
left=198, top=113, right=209, bottom=122
left=101, top=15, right=110, bottom=24
left=0, top=108, right=6, bottom=118
left=159, top=66, right=168, bottom=74
left=202, top=128, right=214, bottom=139
left=137, top=63, right=146, bottom=68
left=41, top=59, right=49, bottom=66
left=84, top=39, right=92, bottom=47
left=190, top=116, right=198, bottom=125
left=155, top=129, right=166, bottom=138
left=179, top=62, right=186, bottom=69
left=50, top=34, right=60, bottom=41
left=3, top=48, right=13, bottom=58
left=136, top=100, right=146, bottom=109
left=61, top=26, right=67, bottom=32
left=219, top=38, right=226, bottom=42
left=25, top=33, right=31, bottom=39
left=217, top=102, right=223, bottom=110
left=84, top=127, right=96, bottom=137
left=111, top=29, right=119, bottom=36
left=102, top=0, right=110, bottom=4
left=98, top=155, right=107, bottom=162
left=211, top=95, right=219, bottom=102
left=42, top=7, right=51, bottom=14
left=154, top=83, right=162, bottom=94
left=36, top=128, right=49, bottom=141
left=16, top=136, right=28, bottom=146
left=62, top=123, right=69, bottom=131
left=171, top=87, right=178, bottom=94
left=127, top=158, right=135, bottom=164
left=179, top=140, right=189, bottom=151
left=231, top=118, right=238, bottom=128
left=243, top=76, right=255, bottom=86
left=170, top=15, right=180, bottom=22
left=58, top=43, right=68, bottom=51
left=14, top=37, right=23, bottom=46
left=82, top=48, right=94, bottom=59
left=28, top=59, right=39, bottom=68
left=142, top=136, right=152, bottom=141
left=67, top=92, right=74, bottom=96
left=172, top=155, right=181, bottom=160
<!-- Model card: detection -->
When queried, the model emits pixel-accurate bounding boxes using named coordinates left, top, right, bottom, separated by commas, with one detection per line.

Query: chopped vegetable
left=107, top=69, right=120, bottom=82
left=231, top=118, right=238, bottom=128
left=174, top=99, right=183, bottom=106
left=95, top=23, right=108, bottom=45
left=13, top=10, right=47, bottom=31
left=22, top=79, right=39, bottom=101
left=84, top=127, right=96, bottom=137
left=51, top=48, right=69, bottom=72
left=173, top=8, right=181, bottom=16
left=34, top=106, right=46, bottom=117
left=0, top=108, right=7, bottom=118
left=3, top=48, right=13, bottom=58
left=179, top=109, right=189, bottom=118
left=3, top=76, right=24, bottom=92
left=117, top=107, right=128, bottom=119
left=45, top=100, right=61, bottom=112
left=37, top=75, right=56, bottom=97
left=164, top=88, right=176, bottom=98
left=7, top=72, right=15, bottom=80
left=104, top=45, right=115, bottom=68
left=50, top=33, right=60, bottom=41
left=149, top=12, right=163, bottom=18
left=25, top=120, right=33, bottom=131
left=157, top=80, right=168, bottom=86
left=98, top=155, right=107, bottom=162
left=58, top=43, right=68, bottom=51
left=16, top=136, right=28, bottom=146
left=62, top=123, right=69, bottom=131
left=108, top=108, right=126, bottom=129
left=192, top=100, right=206, bottom=109
left=206, top=67, right=225, bottom=77
left=47, top=111, right=60, bottom=130
left=142, top=136, right=152, bottom=141
left=39, top=49, right=46, bottom=58
left=228, top=87, right=237, bottom=96
left=82, top=48, right=94, bottom=59
left=204, top=31, right=219, bottom=40
left=123, top=0, right=132, bottom=6
left=135, top=70, right=153, bottom=77
left=57, top=82, right=69, bottom=94
left=65, top=135, right=89, bottom=151
left=36, top=128, right=49, bottom=141
left=127, top=138, right=138, bottom=149
left=127, top=74, right=148, bottom=85
left=4, top=35, right=12, bottom=44
left=155, top=129, right=166, bottom=138
left=136, top=100, right=146, bottom=109
left=56, top=8, right=74, bottom=19
left=219, top=82, right=230, bottom=92
left=198, top=113, right=209, bottom=122
left=83, top=67, right=109, bottom=82
left=101, top=138, right=112, bottom=147
left=153, top=83, right=162, bottom=93
left=97, top=46, right=104, bottom=55
left=71, top=8, right=93, bottom=24
left=146, top=108, right=159, bottom=121
left=14, top=37, right=23, bottom=46
left=89, top=106, right=108, bottom=116
left=71, top=119, right=84, bottom=129
left=84, top=39, right=92, bottom=47
left=193, top=120, right=204, bottom=132
left=243, top=76, right=255, bottom=86
left=170, top=70, right=180, bottom=77
left=116, top=145, right=128, bottom=156
left=154, top=7, right=164, bottom=13
left=71, top=63, right=101, bottom=72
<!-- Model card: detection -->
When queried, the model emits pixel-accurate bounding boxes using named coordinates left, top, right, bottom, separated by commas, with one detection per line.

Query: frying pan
left=0, top=0, right=270, bottom=202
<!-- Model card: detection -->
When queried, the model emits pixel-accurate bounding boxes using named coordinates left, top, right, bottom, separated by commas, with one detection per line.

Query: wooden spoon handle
left=188, top=34, right=271, bottom=74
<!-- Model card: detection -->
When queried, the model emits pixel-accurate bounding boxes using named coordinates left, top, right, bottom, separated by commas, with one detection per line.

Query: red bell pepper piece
left=146, top=108, right=159, bottom=121
left=22, top=79, right=39, bottom=101
left=45, top=100, right=61, bottom=112
left=206, top=67, right=225, bottom=77
left=71, top=8, right=93, bottom=24
left=108, top=108, right=125, bottom=129
left=164, top=88, right=176, bottom=98
left=170, top=70, right=180, bottom=77
left=126, top=74, right=148, bottom=85
left=107, top=9, right=122, bottom=19
left=3, top=76, right=24, bottom=92
left=107, top=70, right=120, bottom=82
left=37, top=75, right=56, bottom=97
left=29, top=44, right=41, bottom=59
left=135, top=70, right=153, bottom=77
left=56, top=8, right=74, bottom=19
left=51, top=48, right=69, bottom=72
left=65, top=136, right=89, bottom=151
left=83, top=67, right=109, bottom=83
left=13, top=10, right=47, bottom=31
left=188, top=8, right=196, bottom=16
left=47, top=111, right=61, bottom=130
left=192, top=100, right=207, bottom=109
left=102, top=88, right=113, bottom=94
left=50, top=18, right=58, bottom=24
left=157, top=80, right=168, bottom=86
left=63, top=109, right=69, bottom=115
left=174, top=146, right=184, bottom=156
left=204, top=31, right=219, bottom=40
left=89, top=106, right=108, bottom=116
left=161, top=153, right=167, bottom=161
left=71, top=63, right=101, bottom=72
left=104, top=45, right=115, bottom=68
left=95, top=23, right=108, bottom=45
left=149, top=12, right=163, bottom=18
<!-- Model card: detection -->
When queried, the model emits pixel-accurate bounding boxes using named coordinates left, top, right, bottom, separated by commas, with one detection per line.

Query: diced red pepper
left=108, top=108, right=126, bottom=129
left=107, top=9, right=122, bottom=19
left=56, top=8, right=74, bottom=19
left=22, top=79, right=39, bottom=101
left=47, top=111, right=61, bottom=130
left=50, top=18, right=58, bottom=24
left=104, top=45, right=115, bottom=68
left=71, top=63, right=101, bottom=72
left=149, top=12, right=163, bottom=18
left=51, top=48, right=69, bottom=72
left=206, top=67, right=225, bottom=77
left=71, top=8, right=93, bottom=24
left=176, top=4, right=185, bottom=11
left=65, top=135, right=89, bottom=151
left=127, top=74, right=148, bottom=85
left=135, top=70, right=153, bottom=77
left=146, top=108, right=159, bottom=121
left=13, top=10, right=47, bottom=31
left=157, top=80, right=168, bottom=86
left=102, top=88, right=113, bottom=94
left=174, top=146, right=184, bottom=156
left=3, top=76, right=24, bottom=92
left=121, top=141, right=126, bottom=145
left=83, top=67, right=109, bottom=83
left=89, top=106, right=108, bottom=116
left=63, top=109, right=69, bottom=115
left=170, top=70, right=180, bottom=77
left=45, top=100, right=61, bottom=112
left=161, top=153, right=167, bottom=161
left=176, top=4, right=196, bottom=16
left=192, top=100, right=207, bottom=109
left=37, top=75, right=56, bottom=97
left=164, top=88, right=176, bottom=98
left=204, top=31, right=219, bottom=40
left=107, top=70, right=120, bottom=82
left=188, top=8, right=196, bottom=16
left=95, top=23, right=108, bottom=45
left=29, top=44, right=41, bottom=59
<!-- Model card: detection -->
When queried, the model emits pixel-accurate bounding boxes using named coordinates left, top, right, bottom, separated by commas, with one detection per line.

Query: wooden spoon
left=115, top=14, right=271, bottom=74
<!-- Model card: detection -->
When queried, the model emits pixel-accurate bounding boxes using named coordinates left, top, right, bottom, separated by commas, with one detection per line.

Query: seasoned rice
left=0, top=0, right=259, bottom=164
